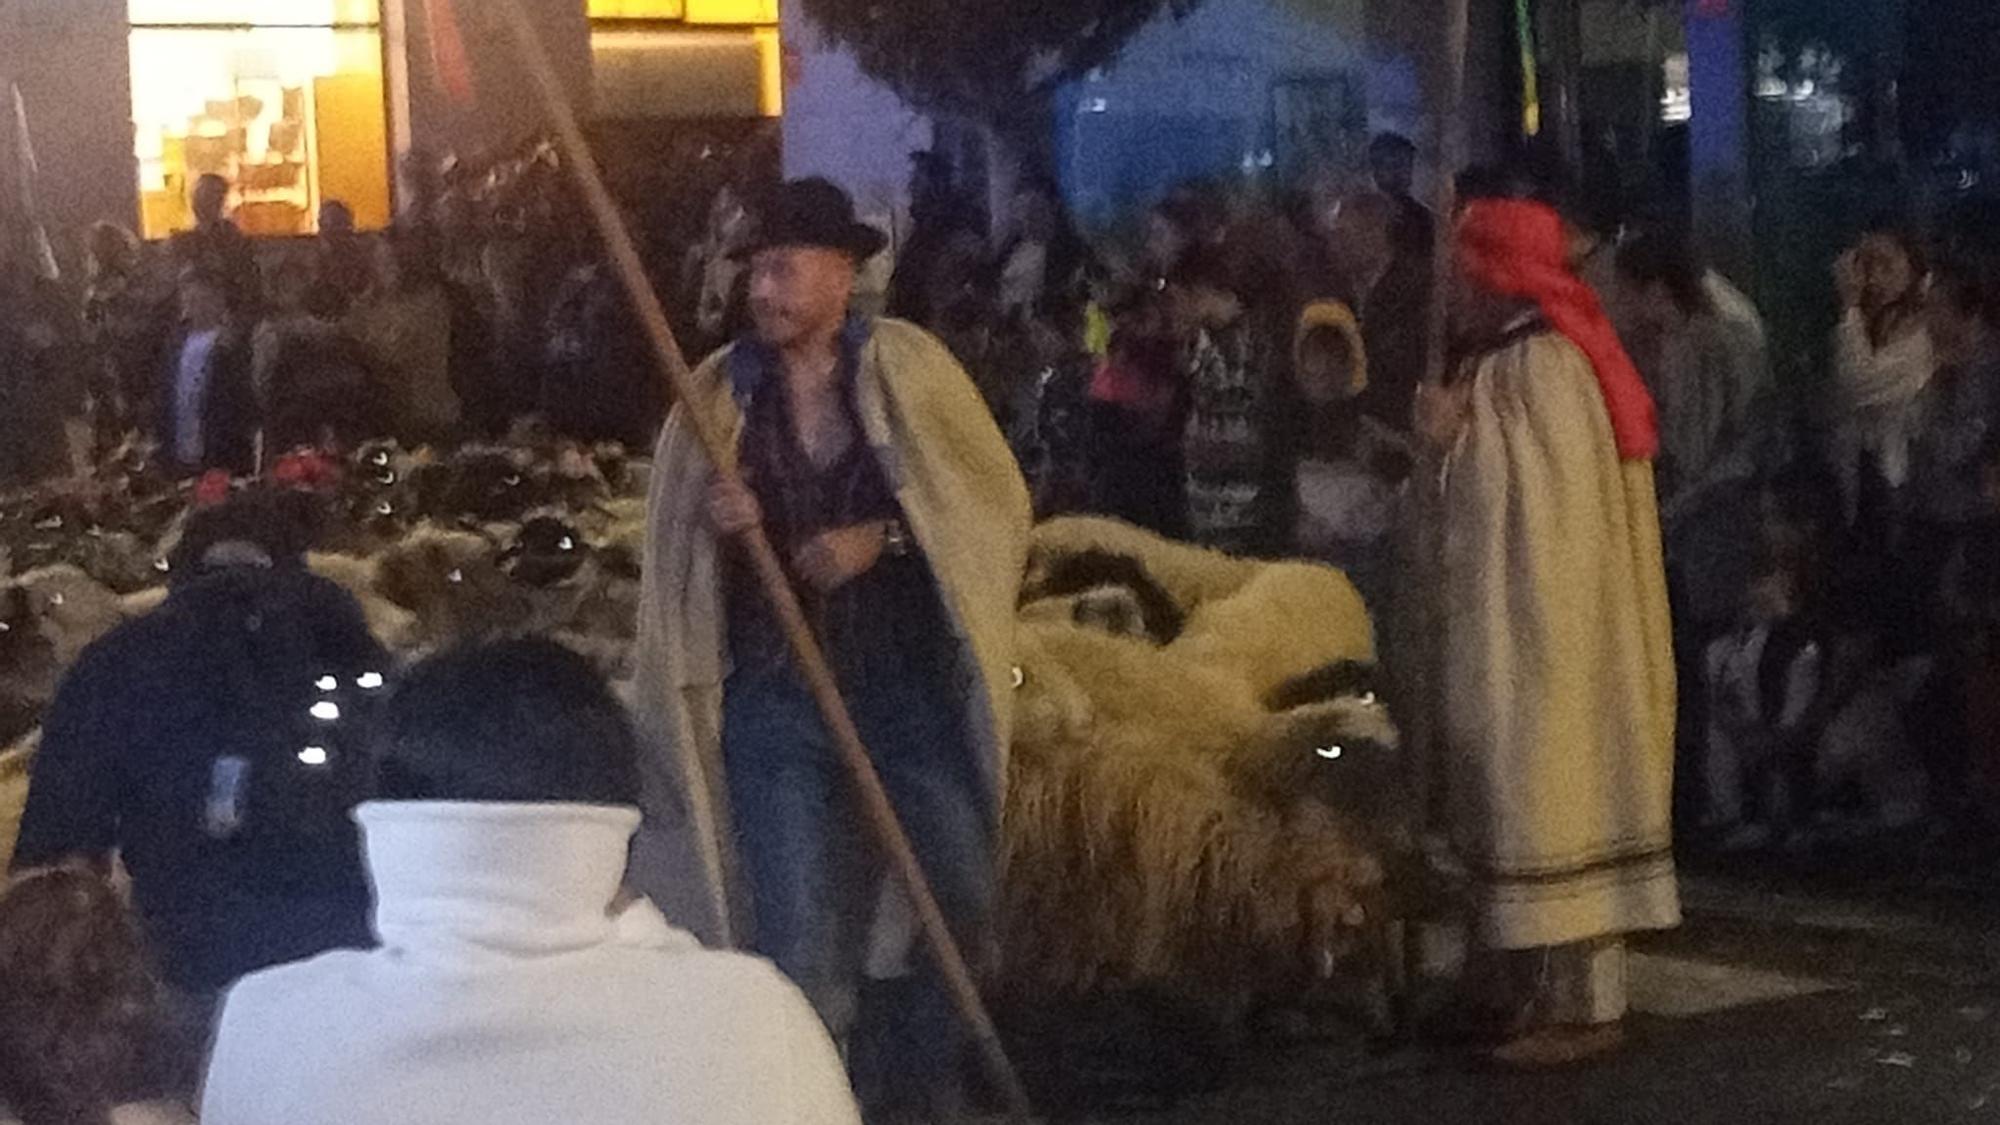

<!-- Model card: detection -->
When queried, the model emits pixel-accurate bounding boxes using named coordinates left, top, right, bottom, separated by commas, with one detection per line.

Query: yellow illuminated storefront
left=588, top=0, right=783, bottom=119
left=127, top=0, right=391, bottom=238
left=115, top=0, right=781, bottom=243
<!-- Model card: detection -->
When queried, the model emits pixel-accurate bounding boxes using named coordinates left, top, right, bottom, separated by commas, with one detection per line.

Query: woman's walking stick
left=491, top=2, right=1034, bottom=1119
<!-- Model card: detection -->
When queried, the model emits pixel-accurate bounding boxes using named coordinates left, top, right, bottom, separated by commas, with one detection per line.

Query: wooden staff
left=1423, top=0, right=1474, bottom=389
left=1402, top=0, right=1472, bottom=1035
left=489, top=2, right=1034, bottom=1119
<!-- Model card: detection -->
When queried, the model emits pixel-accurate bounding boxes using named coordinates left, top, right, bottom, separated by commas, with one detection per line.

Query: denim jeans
left=722, top=570, right=994, bottom=1113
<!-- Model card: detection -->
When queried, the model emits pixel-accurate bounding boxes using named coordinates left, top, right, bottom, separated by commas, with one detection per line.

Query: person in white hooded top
left=201, top=638, right=860, bottom=1125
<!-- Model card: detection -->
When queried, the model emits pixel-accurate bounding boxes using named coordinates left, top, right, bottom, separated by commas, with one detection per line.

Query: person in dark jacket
left=159, top=267, right=258, bottom=476
left=10, top=491, right=387, bottom=1002
left=169, top=173, right=260, bottom=315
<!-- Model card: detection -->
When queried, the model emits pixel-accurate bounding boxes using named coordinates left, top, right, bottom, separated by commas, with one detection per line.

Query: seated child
left=1702, top=553, right=1825, bottom=850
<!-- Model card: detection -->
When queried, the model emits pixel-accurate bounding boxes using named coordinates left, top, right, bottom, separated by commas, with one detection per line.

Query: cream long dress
left=1404, top=324, right=1680, bottom=1019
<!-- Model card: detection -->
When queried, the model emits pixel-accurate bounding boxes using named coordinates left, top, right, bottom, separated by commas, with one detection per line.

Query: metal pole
left=490, top=3, right=1034, bottom=1118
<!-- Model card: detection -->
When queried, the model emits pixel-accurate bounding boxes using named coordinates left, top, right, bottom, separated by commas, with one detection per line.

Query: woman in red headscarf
left=1399, top=191, right=1678, bottom=1067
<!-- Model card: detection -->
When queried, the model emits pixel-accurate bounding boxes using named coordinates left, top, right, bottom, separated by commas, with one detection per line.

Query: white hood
left=356, top=801, right=684, bottom=961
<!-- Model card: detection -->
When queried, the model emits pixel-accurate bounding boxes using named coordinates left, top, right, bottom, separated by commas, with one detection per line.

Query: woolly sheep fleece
left=1002, top=517, right=1409, bottom=1006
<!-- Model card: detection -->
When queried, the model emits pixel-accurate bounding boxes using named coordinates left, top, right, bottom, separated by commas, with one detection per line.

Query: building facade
left=0, top=0, right=779, bottom=254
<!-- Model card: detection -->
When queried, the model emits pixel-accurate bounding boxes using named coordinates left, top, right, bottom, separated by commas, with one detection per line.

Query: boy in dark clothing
left=10, top=493, right=387, bottom=997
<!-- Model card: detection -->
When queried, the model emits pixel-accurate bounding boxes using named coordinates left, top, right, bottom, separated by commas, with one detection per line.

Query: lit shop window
left=590, top=0, right=780, bottom=22
left=589, top=0, right=782, bottom=118
left=128, top=0, right=391, bottom=239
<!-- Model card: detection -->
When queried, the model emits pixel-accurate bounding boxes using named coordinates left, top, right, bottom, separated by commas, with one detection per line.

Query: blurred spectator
left=81, top=222, right=172, bottom=449
left=158, top=267, right=256, bottom=477
left=310, top=200, right=374, bottom=319
left=995, top=178, right=1089, bottom=322
left=0, top=257, right=86, bottom=485
left=1090, top=286, right=1187, bottom=536
left=1828, top=223, right=1935, bottom=530
left=254, top=251, right=382, bottom=453
left=1907, top=259, right=2000, bottom=556
left=1331, top=191, right=1426, bottom=431
left=347, top=231, right=461, bottom=445
left=1176, top=248, right=1287, bottom=556
left=0, top=867, right=197, bottom=1125
left=10, top=492, right=385, bottom=1003
left=538, top=249, right=664, bottom=449
left=1368, top=132, right=1434, bottom=269
left=1939, top=436, right=2000, bottom=827
left=888, top=150, right=984, bottom=328
left=1615, top=231, right=1772, bottom=524
left=684, top=183, right=752, bottom=355
left=1291, top=300, right=1404, bottom=604
left=168, top=174, right=259, bottom=314
left=1700, top=550, right=1827, bottom=850
left=201, top=639, right=860, bottom=1125
left=1906, top=271, right=2000, bottom=824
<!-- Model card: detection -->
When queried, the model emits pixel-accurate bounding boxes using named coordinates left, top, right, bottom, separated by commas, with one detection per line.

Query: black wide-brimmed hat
left=738, top=177, right=888, bottom=261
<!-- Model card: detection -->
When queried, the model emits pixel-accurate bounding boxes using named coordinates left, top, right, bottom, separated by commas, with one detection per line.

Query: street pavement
left=1099, top=859, right=2000, bottom=1125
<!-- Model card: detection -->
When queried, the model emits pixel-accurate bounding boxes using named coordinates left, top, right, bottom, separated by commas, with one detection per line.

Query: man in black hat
left=632, top=177, right=1031, bottom=1121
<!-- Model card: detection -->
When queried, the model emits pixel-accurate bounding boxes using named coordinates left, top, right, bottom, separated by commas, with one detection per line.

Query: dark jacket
left=159, top=323, right=258, bottom=476
left=11, top=569, right=386, bottom=993
left=170, top=220, right=262, bottom=313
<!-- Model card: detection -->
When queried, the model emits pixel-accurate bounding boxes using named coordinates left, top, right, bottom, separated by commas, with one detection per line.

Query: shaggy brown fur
left=369, top=526, right=527, bottom=651
left=1026, top=516, right=1262, bottom=611
left=1001, top=521, right=1412, bottom=1018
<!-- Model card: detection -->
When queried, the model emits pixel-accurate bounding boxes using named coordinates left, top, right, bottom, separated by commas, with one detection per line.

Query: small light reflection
left=356, top=671, right=385, bottom=690
left=297, top=746, right=329, bottom=766
left=1315, top=745, right=1344, bottom=760
left=315, top=675, right=339, bottom=691
left=310, top=701, right=341, bottom=721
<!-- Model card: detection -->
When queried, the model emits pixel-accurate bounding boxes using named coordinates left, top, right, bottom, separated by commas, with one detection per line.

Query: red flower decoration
left=270, top=450, right=342, bottom=492
left=192, top=470, right=233, bottom=507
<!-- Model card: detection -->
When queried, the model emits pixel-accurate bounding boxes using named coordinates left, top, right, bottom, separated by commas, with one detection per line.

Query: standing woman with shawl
left=1404, top=193, right=1679, bottom=1067
left=1828, top=223, right=1935, bottom=532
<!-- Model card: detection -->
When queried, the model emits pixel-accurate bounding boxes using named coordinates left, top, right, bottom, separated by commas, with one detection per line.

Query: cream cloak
left=624, top=317, right=1032, bottom=947
left=1405, top=329, right=1680, bottom=951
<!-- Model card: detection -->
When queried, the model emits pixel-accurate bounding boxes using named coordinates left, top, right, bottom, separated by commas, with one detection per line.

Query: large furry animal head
left=1027, top=516, right=1262, bottom=613
left=1019, top=548, right=1185, bottom=644
left=372, top=526, right=528, bottom=647
left=502, top=514, right=589, bottom=588
left=1002, top=518, right=1414, bottom=1010
left=1242, top=659, right=1405, bottom=823
left=415, top=446, right=549, bottom=523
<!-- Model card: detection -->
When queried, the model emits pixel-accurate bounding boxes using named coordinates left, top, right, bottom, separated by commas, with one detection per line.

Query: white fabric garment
left=173, top=327, right=221, bottom=465
left=201, top=801, right=860, bottom=1125
left=1651, top=273, right=1770, bottom=523
left=1402, top=329, right=1679, bottom=951
left=1295, top=456, right=1398, bottom=549
left=1830, top=310, right=1935, bottom=507
left=1702, top=624, right=1822, bottom=827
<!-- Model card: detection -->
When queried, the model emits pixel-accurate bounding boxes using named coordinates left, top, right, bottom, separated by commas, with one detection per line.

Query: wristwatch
left=882, top=518, right=912, bottom=558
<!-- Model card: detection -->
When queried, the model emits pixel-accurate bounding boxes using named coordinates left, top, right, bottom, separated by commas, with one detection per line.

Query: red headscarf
left=1456, top=198, right=1658, bottom=461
